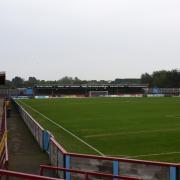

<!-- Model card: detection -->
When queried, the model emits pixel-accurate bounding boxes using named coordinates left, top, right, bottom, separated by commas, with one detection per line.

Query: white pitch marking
left=18, top=100, right=105, bottom=156
left=129, top=151, right=180, bottom=158
left=165, top=114, right=180, bottom=118
left=107, top=151, right=180, bottom=159
left=85, top=128, right=180, bottom=138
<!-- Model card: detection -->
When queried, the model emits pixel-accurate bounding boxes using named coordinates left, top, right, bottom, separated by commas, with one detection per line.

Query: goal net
left=89, top=91, right=108, bottom=97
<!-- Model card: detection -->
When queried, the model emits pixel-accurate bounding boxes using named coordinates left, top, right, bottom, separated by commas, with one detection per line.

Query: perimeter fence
left=13, top=99, right=180, bottom=180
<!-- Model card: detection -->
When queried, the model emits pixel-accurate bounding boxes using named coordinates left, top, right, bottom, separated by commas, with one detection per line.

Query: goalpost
left=89, top=91, right=109, bottom=97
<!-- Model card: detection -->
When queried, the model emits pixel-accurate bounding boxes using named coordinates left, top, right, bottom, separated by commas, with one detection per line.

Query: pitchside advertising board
left=0, top=72, right=5, bottom=85
left=152, top=87, right=159, bottom=94
left=25, top=88, right=33, bottom=95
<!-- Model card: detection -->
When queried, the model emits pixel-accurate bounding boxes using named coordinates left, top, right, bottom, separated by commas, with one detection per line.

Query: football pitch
left=18, top=97, right=180, bottom=163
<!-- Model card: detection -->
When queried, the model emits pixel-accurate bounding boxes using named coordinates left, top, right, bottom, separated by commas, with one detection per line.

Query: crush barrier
left=13, top=99, right=180, bottom=180
left=40, top=165, right=142, bottom=180
left=0, top=169, right=61, bottom=180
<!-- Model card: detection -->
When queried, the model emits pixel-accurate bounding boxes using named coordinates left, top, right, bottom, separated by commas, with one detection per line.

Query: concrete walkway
left=7, top=103, right=50, bottom=175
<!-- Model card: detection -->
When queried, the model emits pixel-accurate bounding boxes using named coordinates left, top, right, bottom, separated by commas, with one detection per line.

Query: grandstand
left=34, top=84, right=147, bottom=97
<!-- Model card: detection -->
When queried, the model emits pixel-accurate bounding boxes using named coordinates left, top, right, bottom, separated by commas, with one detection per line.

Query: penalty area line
left=107, top=151, right=180, bottom=159
left=17, top=100, right=105, bottom=157
left=129, top=151, right=180, bottom=158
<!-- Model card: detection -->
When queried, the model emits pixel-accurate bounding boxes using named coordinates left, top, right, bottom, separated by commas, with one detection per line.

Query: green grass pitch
left=18, top=97, right=180, bottom=163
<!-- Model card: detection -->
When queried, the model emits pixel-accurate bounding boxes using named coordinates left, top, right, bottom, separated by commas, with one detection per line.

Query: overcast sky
left=0, top=0, right=180, bottom=80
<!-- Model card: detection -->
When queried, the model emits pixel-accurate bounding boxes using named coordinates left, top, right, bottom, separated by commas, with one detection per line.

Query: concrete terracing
left=7, top=103, right=50, bottom=174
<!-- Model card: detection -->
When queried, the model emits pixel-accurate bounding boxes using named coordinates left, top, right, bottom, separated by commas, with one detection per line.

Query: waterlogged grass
left=18, top=97, right=180, bottom=162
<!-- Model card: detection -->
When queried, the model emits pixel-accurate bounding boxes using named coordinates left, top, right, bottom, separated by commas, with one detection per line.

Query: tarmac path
left=7, top=103, right=50, bottom=175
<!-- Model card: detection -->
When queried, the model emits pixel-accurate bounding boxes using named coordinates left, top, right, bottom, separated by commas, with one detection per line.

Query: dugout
left=34, top=84, right=147, bottom=97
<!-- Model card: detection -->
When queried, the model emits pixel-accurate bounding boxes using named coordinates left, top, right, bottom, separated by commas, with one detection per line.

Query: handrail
left=50, top=137, right=67, bottom=154
left=67, top=152, right=179, bottom=167
left=40, top=164, right=142, bottom=180
left=50, top=133, right=179, bottom=168
left=0, top=169, right=61, bottom=180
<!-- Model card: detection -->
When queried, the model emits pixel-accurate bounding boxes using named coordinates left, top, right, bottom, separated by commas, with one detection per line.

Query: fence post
left=113, top=160, right=119, bottom=180
left=170, top=167, right=177, bottom=180
left=43, top=131, right=51, bottom=153
left=65, top=155, right=70, bottom=180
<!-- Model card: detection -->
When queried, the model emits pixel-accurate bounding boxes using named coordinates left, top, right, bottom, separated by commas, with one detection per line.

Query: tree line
left=141, top=69, right=180, bottom=88
left=2, top=76, right=142, bottom=88
left=1, top=69, right=180, bottom=88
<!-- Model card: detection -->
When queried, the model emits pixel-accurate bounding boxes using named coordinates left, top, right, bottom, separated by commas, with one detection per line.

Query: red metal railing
left=0, top=169, right=61, bottom=180
left=50, top=136, right=179, bottom=180
left=51, top=137, right=179, bottom=167
left=68, top=152, right=178, bottom=167
left=40, top=164, right=142, bottom=180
